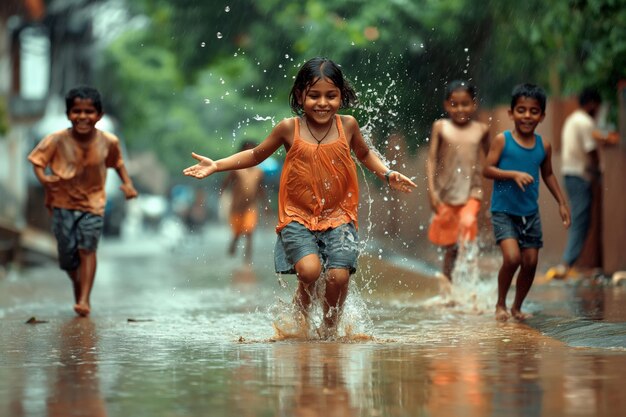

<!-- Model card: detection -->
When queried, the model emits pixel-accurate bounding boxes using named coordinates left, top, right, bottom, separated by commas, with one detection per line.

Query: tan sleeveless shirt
left=433, top=120, right=484, bottom=205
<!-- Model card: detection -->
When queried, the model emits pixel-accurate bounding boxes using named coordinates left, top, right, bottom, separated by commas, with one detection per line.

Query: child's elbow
left=355, top=147, right=370, bottom=161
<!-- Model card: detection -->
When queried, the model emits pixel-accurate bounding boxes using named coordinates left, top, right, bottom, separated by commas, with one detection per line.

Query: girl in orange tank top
left=184, top=57, right=416, bottom=338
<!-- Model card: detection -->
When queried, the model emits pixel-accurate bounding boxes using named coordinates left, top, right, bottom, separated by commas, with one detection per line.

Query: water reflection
left=270, top=343, right=361, bottom=417
left=488, top=334, right=543, bottom=417
left=46, top=318, right=107, bottom=417
left=231, top=264, right=258, bottom=288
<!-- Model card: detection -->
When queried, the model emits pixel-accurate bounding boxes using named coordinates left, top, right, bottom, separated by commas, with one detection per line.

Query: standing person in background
left=426, top=80, right=490, bottom=288
left=28, top=86, right=138, bottom=316
left=545, top=87, right=618, bottom=280
left=220, top=140, right=265, bottom=263
left=483, top=83, right=570, bottom=322
left=184, top=57, right=416, bottom=338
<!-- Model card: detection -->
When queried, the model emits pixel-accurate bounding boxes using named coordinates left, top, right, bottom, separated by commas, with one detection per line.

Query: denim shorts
left=52, top=208, right=104, bottom=270
left=490, top=211, right=543, bottom=249
left=274, top=221, right=360, bottom=275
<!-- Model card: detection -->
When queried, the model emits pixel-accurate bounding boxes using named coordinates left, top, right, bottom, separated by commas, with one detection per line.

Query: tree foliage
left=96, top=0, right=626, bottom=178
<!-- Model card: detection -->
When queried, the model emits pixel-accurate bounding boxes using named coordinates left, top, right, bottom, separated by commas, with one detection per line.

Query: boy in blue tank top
left=483, top=84, right=570, bottom=322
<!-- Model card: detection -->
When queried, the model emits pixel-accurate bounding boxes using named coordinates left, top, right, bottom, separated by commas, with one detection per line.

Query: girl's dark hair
left=445, top=80, right=476, bottom=100
left=289, top=57, right=358, bottom=115
left=65, top=85, right=103, bottom=114
left=510, top=83, right=546, bottom=113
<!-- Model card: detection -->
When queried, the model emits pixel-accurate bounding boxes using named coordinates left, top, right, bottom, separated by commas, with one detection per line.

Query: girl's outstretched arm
left=183, top=119, right=291, bottom=179
left=344, top=115, right=416, bottom=193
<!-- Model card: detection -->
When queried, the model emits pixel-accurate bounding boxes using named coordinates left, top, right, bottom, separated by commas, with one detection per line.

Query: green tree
left=97, top=0, right=626, bottom=177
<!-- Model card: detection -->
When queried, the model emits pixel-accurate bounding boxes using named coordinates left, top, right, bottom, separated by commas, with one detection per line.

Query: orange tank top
left=276, top=115, right=359, bottom=233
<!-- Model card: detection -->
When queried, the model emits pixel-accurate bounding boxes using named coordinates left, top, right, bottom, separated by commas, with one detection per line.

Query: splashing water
left=436, top=239, right=496, bottom=313
left=269, top=273, right=374, bottom=341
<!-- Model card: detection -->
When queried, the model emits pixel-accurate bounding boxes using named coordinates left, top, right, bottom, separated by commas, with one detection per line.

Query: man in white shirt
left=547, top=88, right=613, bottom=279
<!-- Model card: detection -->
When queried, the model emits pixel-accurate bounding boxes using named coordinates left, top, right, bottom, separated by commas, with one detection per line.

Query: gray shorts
left=490, top=211, right=543, bottom=249
left=52, top=208, right=104, bottom=271
left=274, top=221, right=360, bottom=275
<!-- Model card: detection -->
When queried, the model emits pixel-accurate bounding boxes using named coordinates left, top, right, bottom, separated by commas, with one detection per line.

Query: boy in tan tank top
left=426, top=80, right=490, bottom=287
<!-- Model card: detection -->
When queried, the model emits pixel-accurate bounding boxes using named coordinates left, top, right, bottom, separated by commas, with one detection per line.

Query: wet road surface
left=1, top=222, right=625, bottom=417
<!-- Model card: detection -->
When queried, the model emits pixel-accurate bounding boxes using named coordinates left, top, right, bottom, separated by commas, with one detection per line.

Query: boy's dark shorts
left=274, top=221, right=359, bottom=275
left=52, top=208, right=104, bottom=271
left=490, top=211, right=543, bottom=249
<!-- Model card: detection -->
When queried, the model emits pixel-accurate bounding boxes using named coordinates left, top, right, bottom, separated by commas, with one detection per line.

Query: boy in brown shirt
left=28, top=86, right=137, bottom=316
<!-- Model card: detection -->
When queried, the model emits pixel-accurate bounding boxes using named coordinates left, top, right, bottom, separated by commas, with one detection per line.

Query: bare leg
left=67, top=270, right=80, bottom=303
left=511, top=248, right=538, bottom=321
left=495, top=239, right=521, bottom=322
left=442, top=244, right=458, bottom=281
left=74, top=249, right=97, bottom=316
left=228, top=233, right=240, bottom=256
left=323, top=268, right=350, bottom=331
left=294, top=254, right=322, bottom=314
left=244, top=232, right=253, bottom=263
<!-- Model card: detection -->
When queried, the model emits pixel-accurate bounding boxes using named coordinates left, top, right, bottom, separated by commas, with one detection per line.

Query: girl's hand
left=513, top=171, right=534, bottom=191
left=183, top=152, right=217, bottom=179
left=388, top=171, right=417, bottom=193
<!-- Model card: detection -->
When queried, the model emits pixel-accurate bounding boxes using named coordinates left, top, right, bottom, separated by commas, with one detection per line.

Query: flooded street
left=1, top=223, right=625, bottom=417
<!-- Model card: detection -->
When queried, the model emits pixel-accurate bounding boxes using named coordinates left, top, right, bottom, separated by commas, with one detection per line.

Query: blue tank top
left=490, top=130, right=545, bottom=216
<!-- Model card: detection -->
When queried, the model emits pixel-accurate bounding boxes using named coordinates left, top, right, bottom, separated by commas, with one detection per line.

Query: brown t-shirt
left=28, top=128, right=125, bottom=216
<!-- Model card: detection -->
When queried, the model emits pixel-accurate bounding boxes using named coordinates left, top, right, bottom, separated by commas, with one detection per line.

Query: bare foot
left=74, top=303, right=91, bottom=317
left=511, top=308, right=532, bottom=321
left=437, top=273, right=452, bottom=296
left=495, top=306, right=510, bottom=322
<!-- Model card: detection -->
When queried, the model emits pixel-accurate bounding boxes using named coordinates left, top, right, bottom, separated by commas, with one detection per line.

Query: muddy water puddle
left=1, top=227, right=625, bottom=416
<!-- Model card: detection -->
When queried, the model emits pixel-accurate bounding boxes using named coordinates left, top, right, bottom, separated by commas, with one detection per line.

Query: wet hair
left=65, top=86, right=103, bottom=114
left=239, top=139, right=257, bottom=152
left=579, top=87, right=602, bottom=106
left=445, top=80, right=476, bottom=100
left=510, top=83, right=546, bottom=113
left=289, top=57, right=358, bottom=115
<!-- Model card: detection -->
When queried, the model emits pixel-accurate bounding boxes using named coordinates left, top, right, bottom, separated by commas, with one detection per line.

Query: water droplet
left=204, top=98, right=210, bottom=104
left=200, top=42, right=206, bottom=47
left=225, top=6, right=230, bottom=12
left=216, top=32, right=223, bottom=39
left=464, top=47, right=469, bottom=52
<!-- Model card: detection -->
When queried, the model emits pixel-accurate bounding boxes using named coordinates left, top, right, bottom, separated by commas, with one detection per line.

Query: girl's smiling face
left=299, top=77, right=342, bottom=125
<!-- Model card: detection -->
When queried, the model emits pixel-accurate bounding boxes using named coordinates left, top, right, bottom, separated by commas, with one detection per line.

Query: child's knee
left=503, top=253, right=521, bottom=269
left=295, top=257, right=322, bottom=285
left=326, top=269, right=350, bottom=287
